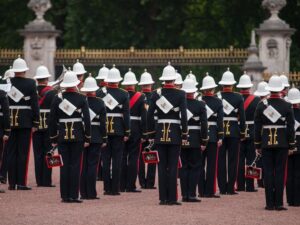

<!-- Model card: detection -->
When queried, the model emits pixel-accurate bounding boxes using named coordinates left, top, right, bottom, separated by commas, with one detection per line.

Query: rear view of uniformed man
left=32, top=65, right=56, bottom=187
left=147, top=62, right=188, bottom=205
left=180, top=78, right=208, bottom=202
left=286, top=88, right=300, bottom=207
left=102, top=65, right=130, bottom=196
left=198, top=74, right=223, bottom=198
left=49, top=70, right=91, bottom=203
left=73, top=59, right=87, bottom=89
left=236, top=73, right=260, bottom=192
left=120, top=69, right=146, bottom=192
left=6, top=56, right=39, bottom=190
left=254, top=75, right=295, bottom=211
left=217, top=69, right=246, bottom=195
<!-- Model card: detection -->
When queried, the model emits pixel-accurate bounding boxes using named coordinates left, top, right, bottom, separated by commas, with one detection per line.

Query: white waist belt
left=107, top=113, right=123, bottom=117
left=40, top=109, right=50, bottom=113
left=59, top=118, right=82, bottom=123
left=157, top=119, right=181, bottom=124
left=154, top=116, right=158, bottom=121
left=91, top=121, right=100, bottom=126
left=246, top=121, right=254, bottom=125
left=188, top=125, right=201, bottom=130
left=208, top=121, right=217, bottom=126
left=130, top=116, right=141, bottom=121
left=0, top=112, right=3, bottom=116
left=263, top=125, right=286, bottom=129
left=224, top=117, right=238, bottom=121
left=10, top=106, right=31, bottom=110
left=296, top=132, right=300, bottom=136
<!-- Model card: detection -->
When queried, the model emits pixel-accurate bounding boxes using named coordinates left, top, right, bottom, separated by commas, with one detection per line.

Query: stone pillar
left=19, top=0, right=60, bottom=79
left=243, top=30, right=266, bottom=91
left=256, top=0, right=295, bottom=76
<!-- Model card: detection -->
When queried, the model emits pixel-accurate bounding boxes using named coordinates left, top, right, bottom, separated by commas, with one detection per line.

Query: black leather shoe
left=182, top=197, right=189, bottom=202
left=227, top=191, right=238, bottom=195
left=111, top=192, right=121, bottom=196
left=126, top=189, right=142, bottom=193
left=159, top=200, right=168, bottom=205
left=188, top=197, right=201, bottom=202
left=275, top=206, right=288, bottom=211
left=8, top=185, right=16, bottom=190
left=265, top=206, right=274, bottom=211
left=220, top=191, right=227, bottom=195
left=17, top=185, right=32, bottom=190
left=204, top=194, right=220, bottom=198
left=168, top=201, right=182, bottom=206
left=103, top=191, right=112, bottom=195
left=87, top=196, right=100, bottom=200
left=145, top=186, right=157, bottom=190
left=246, top=189, right=258, bottom=192
left=236, top=188, right=245, bottom=192
left=0, top=189, right=5, bottom=193
left=0, top=176, right=7, bottom=184
left=43, top=184, right=56, bottom=188
left=70, top=198, right=83, bottom=203
left=61, top=198, right=71, bottom=203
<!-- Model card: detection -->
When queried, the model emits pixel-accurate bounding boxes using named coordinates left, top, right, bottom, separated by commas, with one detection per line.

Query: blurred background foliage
left=0, top=0, right=299, bottom=82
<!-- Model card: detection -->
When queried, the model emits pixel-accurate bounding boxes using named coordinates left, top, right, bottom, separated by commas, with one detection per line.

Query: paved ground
left=0, top=153, right=299, bottom=225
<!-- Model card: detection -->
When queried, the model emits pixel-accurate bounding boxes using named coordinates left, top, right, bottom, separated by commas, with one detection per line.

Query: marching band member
left=198, top=73, right=223, bottom=198
left=73, top=59, right=87, bottom=89
left=217, top=68, right=246, bottom=195
left=280, top=74, right=290, bottom=99
left=49, top=70, right=91, bottom=203
left=0, top=72, right=11, bottom=193
left=95, top=64, right=109, bottom=181
left=147, top=62, right=188, bottom=205
left=138, top=69, right=157, bottom=189
left=236, top=73, right=260, bottom=192
left=180, top=78, right=208, bottom=202
left=254, top=75, right=295, bottom=210
left=120, top=69, right=146, bottom=192
left=32, top=65, right=56, bottom=187
left=6, top=56, right=39, bottom=190
left=80, top=75, right=107, bottom=200
left=102, top=65, right=130, bottom=196
left=286, top=88, right=300, bottom=207
left=174, top=71, right=183, bottom=89
left=254, top=81, right=270, bottom=188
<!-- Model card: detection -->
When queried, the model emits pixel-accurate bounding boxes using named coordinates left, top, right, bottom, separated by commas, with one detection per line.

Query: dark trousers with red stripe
left=32, top=131, right=52, bottom=186
left=80, top=143, right=101, bottom=198
left=7, top=128, right=31, bottom=187
left=102, top=136, right=124, bottom=193
left=157, top=144, right=180, bottom=202
left=262, top=148, right=288, bottom=208
left=138, top=141, right=156, bottom=188
left=0, top=138, right=8, bottom=180
left=120, top=135, right=140, bottom=191
left=199, top=142, right=218, bottom=196
left=237, top=139, right=255, bottom=191
left=218, top=137, right=240, bottom=194
left=286, top=154, right=300, bottom=206
left=58, top=142, right=83, bottom=200
left=180, top=147, right=202, bottom=198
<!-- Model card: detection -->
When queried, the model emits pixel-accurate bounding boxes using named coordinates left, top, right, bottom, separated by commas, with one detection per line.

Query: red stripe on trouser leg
left=78, top=151, right=84, bottom=195
left=214, top=146, right=219, bottom=194
left=176, top=168, right=178, bottom=201
left=234, top=143, right=240, bottom=191
left=284, top=157, right=288, bottom=187
left=137, top=142, right=142, bottom=172
left=24, top=132, right=32, bottom=186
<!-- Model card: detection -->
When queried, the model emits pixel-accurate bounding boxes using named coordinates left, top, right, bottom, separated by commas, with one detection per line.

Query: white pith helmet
left=34, top=65, right=51, bottom=79
left=121, top=68, right=138, bottom=85
left=254, top=81, right=270, bottom=97
left=138, top=69, right=155, bottom=85
left=174, top=71, right=183, bottom=85
left=11, top=55, right=29, bottom=73
left=181, top=78, right=198, bottom=93
left=200, top=73, right=218, bottom=90
left=96, top=64, right=109, bottom=80
left=3, top=66, right=14, bottom=80
left=72, top=59, right=87, bottom=75
left=159, top=62, right=177, bottom=81
left=185, top=71, right=198, bottom=85
left=280, top=74, right=290, bottom=88
left=266, top=75, right=284, bottom=92
left=60, top=68, right=80, bottom=88
left=105, top=65, right=123, bottom=83
left=219, top=68, right=236, bottom=85
left=81, top=74, right=99, bottom=92
left=287, top=88, right=300, bottom=104
left=236, top=72, right=253, bottom=88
